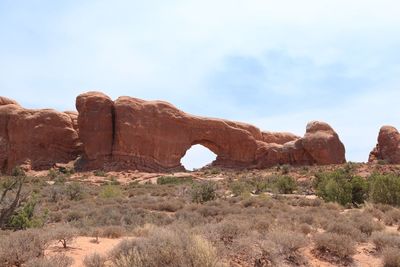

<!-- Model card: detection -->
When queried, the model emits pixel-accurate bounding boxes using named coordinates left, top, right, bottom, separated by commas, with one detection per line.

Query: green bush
left=9, top=196, right=38, bottom=230
left=313, top=169, right=368, bottom=206
left=369, top=174, right=400, bottom=206
left=229, top=181, right=251, bottom=196
left=11, top=166, right=26, bottom=177
left=191, top=181, right=217, bottom=203
left=274, top=175, right=297, bottom=194
left=65, top=182, right=83, bottom=201
left=157, top=176, right=193, bottom=185
left=99, top=185, right=122, bottom=199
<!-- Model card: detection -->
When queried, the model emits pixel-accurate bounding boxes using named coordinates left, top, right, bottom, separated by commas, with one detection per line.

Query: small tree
left=0, top=167, right=27, bottom=229
left=191, top=181, right=217, bottom=203
left=53, top=226, right=78, bottom=249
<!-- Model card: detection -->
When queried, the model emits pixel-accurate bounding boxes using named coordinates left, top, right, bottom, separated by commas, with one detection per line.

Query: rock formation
left=0, top=98, right=81, bottom=173
left=369, top=126, right=400, bottom=164
left=76, top=92, right=114, bottom=169
left=0, top=91, right=347, bottom=173
left=77, top=92, right=346, bottom=171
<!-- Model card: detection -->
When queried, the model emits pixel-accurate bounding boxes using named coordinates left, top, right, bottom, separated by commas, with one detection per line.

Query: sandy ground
left=46, top=236, right=127, bottom=267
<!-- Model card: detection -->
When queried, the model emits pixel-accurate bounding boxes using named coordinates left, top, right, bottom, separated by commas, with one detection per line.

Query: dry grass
left=314, top=232, right=356, bottom=263
left=2, top=165, right=400, bottom=266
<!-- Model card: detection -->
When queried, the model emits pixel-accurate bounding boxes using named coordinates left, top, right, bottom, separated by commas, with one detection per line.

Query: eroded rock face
left=262, top=132, right=300, bottom=145
left=111, top=96, right=259, bottom=171
left=302, top=121, right=346, bottom=165
left=369, top=126, right=400, bottom=164
left=255, top=121, right=346, bottom=168
left=75, top=92, right=346, bottom=171
left=76, top=92, right=114, bottom=168
left=0, top=98, right=81, bottom=173
left=1, top=92, right=347, bottom=173
left=0, top=96, right=19, bottom=106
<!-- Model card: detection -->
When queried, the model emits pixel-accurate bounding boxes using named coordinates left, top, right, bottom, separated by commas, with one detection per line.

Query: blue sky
left=1, top=0, right=400, bottom=169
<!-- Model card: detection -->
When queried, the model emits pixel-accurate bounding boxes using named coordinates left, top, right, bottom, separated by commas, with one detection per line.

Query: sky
left=1, top=0, right=400, bottom=169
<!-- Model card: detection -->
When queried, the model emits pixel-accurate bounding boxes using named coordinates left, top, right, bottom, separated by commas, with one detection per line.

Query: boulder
left=302, top=121, right=346, bottom=165
left=369, top=126, right=400, bottom=164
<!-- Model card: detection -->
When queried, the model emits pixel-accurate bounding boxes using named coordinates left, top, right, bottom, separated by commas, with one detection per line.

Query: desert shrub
left=229, top=181, right=251, bottom=196
left=101, top=225, right=125, bottom=238
left=191, top=181, right=217, bottom=203
left=268, top=229, right=307, bottom=257
left=0, top=229, right=52, bottom=267
left=369, top=174, right=400, bottom=206
left=48, top=169, right=60, bottom=180
left=384, top=209, right=400, bottom=226
left=11, top=166, right=26, bottom=177
left=257, top=229, right=307, bottom=265
left=348, top=212, right=383, bottom=236
left=26, top=255, right=74, bottom=267
left=94, top=170, right=107, bottom=177
left=299, top=223, right=313, bottom=235
left=274, top=175, right=297, bottom=194
left=326, top=220, right=365, bottom=242
left=249, top=176, right=271, bottom=194
left=65, top=210, right=83, bottom=222
left=383, top=247, right=400, bottom=267
left=52, top=225, right=78, bottom=249
left=0, top=174, right=27, bottom=229
left=281, top=164, right=290, bottom=175
left=314, top=232, right=356, bottom=261
left=157, top=176, right=193, bottom=185
left=313, top=169, right=368, bottom=206
left=8, top=195, right=44, bottom=230
left=99, top=185, right=122, bottom=199
left=156, top=200, right=183, bottom=212
left=65, top=182, right=83, bottom=201
left=371, top=231, right=400, bottom=251
left=83, top=253, right=106, bottom=267
left=110, top=226, right=220, bottom=267
left=212, top=220, right=250, bottom=245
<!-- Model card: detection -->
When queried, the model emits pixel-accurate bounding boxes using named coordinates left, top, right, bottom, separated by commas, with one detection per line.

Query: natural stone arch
left=180, top=142, right=218, bottom=170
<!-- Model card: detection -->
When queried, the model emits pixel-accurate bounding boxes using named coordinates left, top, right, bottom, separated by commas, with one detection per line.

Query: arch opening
left=181, top=144, right=217, bottom=171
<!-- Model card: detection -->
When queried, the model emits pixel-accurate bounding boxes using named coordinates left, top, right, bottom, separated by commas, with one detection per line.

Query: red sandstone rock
left=64, top=111, right=79, bottom=133
left=369, top=126, right=400, bottom=164
left=302, top=121, right=346, bottom=165
left=262, top=131, right=300, bottom=144
left=0, top=96, right=19, bottom=106
left=0, top=100, right=81, bottom=173
left=255, top=121, right=345, bottom=168
left=1, top=92, right=348, bottom=172
left=111, top=96, right=259, bottom=171
left=76, top=92, right=114, bottom=168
